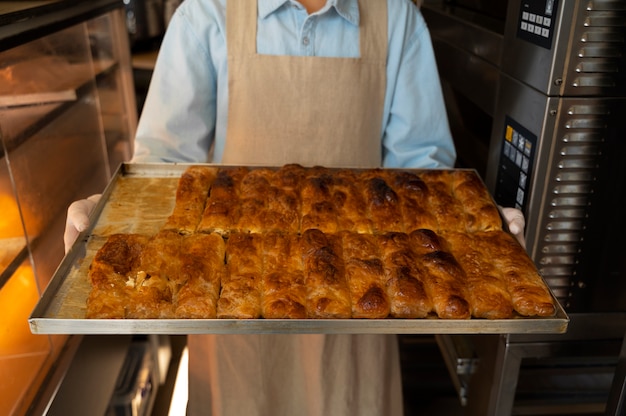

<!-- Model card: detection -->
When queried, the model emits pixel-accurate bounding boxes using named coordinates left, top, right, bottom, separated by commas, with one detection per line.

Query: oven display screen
left=517, top=0, right=559, bottom=49
left=494, top=116, right=537, bottom=215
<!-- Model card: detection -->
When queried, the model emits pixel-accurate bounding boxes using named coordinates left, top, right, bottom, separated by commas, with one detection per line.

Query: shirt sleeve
left=133, top=6, right=219, bottom=163
left=381, top=7, right=456, bottom=169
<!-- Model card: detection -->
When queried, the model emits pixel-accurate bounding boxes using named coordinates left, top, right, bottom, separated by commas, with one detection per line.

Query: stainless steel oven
left=421, top=0, right=626, bottom=414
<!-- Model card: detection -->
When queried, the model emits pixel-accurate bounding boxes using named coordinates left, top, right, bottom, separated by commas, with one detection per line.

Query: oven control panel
left=516, top=0, right=559, bottom=49
left=494, top=116, right=537, bottom=214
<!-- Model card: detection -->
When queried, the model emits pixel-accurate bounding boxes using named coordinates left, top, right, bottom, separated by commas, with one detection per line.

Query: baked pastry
left=478, top=231, right=556, bottom=317
left=175, top=232, right=226, bottom=318
left=261, top=232, right=307, bottom=319
left=197, top=167, right=248, bottom=235
left=341, top=231, right=390, bottom=318
left=128, top=230, right=185, bottom=318
left=236, top=168, right=300, bottom=233
left=383, top=170, right=438, bottom=232
left=218, top=232, right=263, bottom=318
left=262, top=185, right=300, bottom=234
left=443, top=231, right=513, bottom=319
left=450, top=170, right=503, bottom=232
left=300, top=173, right=339, bottom=233
left=87, top=164, right=555, bottom=322
left=86, top=233, right=150, bottom=318
left=163, top=166, right=217, bottom=234
left=409, top=229, right=471, bottom=319
left=377, top=232, right=432, bottom=318
left=237, top=169, right=272, bottom=233
left=301, top=229, right=351, bottom=318
left=88, top=231, right=182, bottom=319
left=331, top=170, right=372, bottom=233
left=419, top=170, right=466, bottom=232
left=359, top=171, right=403, bottom=233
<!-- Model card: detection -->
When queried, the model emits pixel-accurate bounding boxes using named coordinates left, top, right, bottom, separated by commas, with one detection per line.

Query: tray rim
left=29, top=162, right=570, bottom=335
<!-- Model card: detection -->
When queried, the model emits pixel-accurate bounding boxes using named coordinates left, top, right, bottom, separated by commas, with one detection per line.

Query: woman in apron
left=65, top=0, right=523, bottom=414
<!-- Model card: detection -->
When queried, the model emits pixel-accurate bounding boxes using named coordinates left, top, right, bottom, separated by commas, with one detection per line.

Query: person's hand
left=64, top=194, right=101, bottom=253
left=500, top=206, right=526, bottom=248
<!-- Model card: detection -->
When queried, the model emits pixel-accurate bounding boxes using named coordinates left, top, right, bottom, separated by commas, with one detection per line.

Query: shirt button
left=302, top=36, right=310, bottom=46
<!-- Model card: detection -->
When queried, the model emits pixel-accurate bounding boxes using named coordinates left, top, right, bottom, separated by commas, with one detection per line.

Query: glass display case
left=0, top=1, right=136, bottom=414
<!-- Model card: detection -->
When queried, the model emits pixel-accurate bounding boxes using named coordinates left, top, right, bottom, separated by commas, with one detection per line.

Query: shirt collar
left=258, top=0, right=360, bottom=26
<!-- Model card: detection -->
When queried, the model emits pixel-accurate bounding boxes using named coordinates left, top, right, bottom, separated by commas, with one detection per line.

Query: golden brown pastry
left=420, top=170, right=466, bottom=232
left=450, top=170, right=502, bottom=232
left=359, top=172, right=403, bottom=233
left=218, top=232, right=263, bottom=318
left=301, top=229, right=351, bottom=318
left=300, top=174, right=339, bottom=233
left=261, top=232, right=307, bottom=319
left=478, top=231, right=555, bottom=317
left=274, top=163, right=307, bottom=190
left=128, top=230, right=183, bottom=318
left=332, top=170, right=372, bottom=233
left=163, top=166, right=217, bottom=234
left=89, top=231, right=181, bottom=319
left=443, top=231, right=513, bottom=319
left=86, top=234, right=150, bottom=318
left=175, top=232, right=226, bottom=318
left=377, top=232, right=432, bottom=318
left=409, top=229, right=471, bottom=319
left=384, top=170, right=439, bottom=232
left=341, top=231, right=390, bottom=318
left=87, top=164, right=554, bottom=322
left=237, top=169, right=272, bottom=233
left=263, top=186, right=300, bottom=234
left=198, top=167, right=248, bottom=235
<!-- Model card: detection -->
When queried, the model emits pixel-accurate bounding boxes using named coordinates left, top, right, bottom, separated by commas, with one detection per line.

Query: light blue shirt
left=134, top=0, right=456, bottom=169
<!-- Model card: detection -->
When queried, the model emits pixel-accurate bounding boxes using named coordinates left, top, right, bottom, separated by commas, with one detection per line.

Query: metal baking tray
left=29, top=163, right=569, bottom=335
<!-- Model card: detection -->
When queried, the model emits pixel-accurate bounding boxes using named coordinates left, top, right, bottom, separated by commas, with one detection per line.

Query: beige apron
left=222, top=0, right=386, bottom=167
left=188, top=1, right=402, bottom=415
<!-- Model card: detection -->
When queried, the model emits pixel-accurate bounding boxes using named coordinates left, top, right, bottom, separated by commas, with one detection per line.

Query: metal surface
left=465, top=313, right=626, bottom=415
left=486, top=73, right=626, bottom=308
left=423, top=0, right=626, bottom=414
left=29, top=163, right=569, bottom=335
left=501, top=0, right=626, bottom=97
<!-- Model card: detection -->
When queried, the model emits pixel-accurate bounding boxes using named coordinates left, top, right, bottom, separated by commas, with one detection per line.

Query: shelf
left=0, top=0, right=120, bottom=52
left=0, top=58, right=117, bottom=158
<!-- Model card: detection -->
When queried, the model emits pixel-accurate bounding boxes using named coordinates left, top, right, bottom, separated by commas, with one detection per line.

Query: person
left=65, top=0, right=525, bottom=414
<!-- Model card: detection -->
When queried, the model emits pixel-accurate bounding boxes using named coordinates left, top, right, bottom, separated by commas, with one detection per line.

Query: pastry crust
left=360, top=171, right=404, bottom=233
left=88, top=165, right=555, bottom=321
left=261, top=232, right=307, bottom=319
left=420, top=170, right=466, bottom=232
left=175, top=233, right=226, bottom=318
left=300, top=173, right=339, bottom=233
left=478, top=231, right=556, bottom=317
left=163, top=166, right=217, bottom=234
left=383, top=170, right=438, bottom=232
left=87, top=234, right=150, bottom=318
left=341, top=232, right=390, bottom=318
left=451, top=170, right=503, bottom=232
left=218, top=232, right=263, bottom=318
left=128, top=230, right=182, bottom=318
left=198, top=167, right=248, bottom=235
left=409, top=229, right=471, bottom=319
left=377, top=232, right=432, bottom=318
left=443, top=231, right=513, bottom=319
left=301, top=229, right=351, bottom=318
